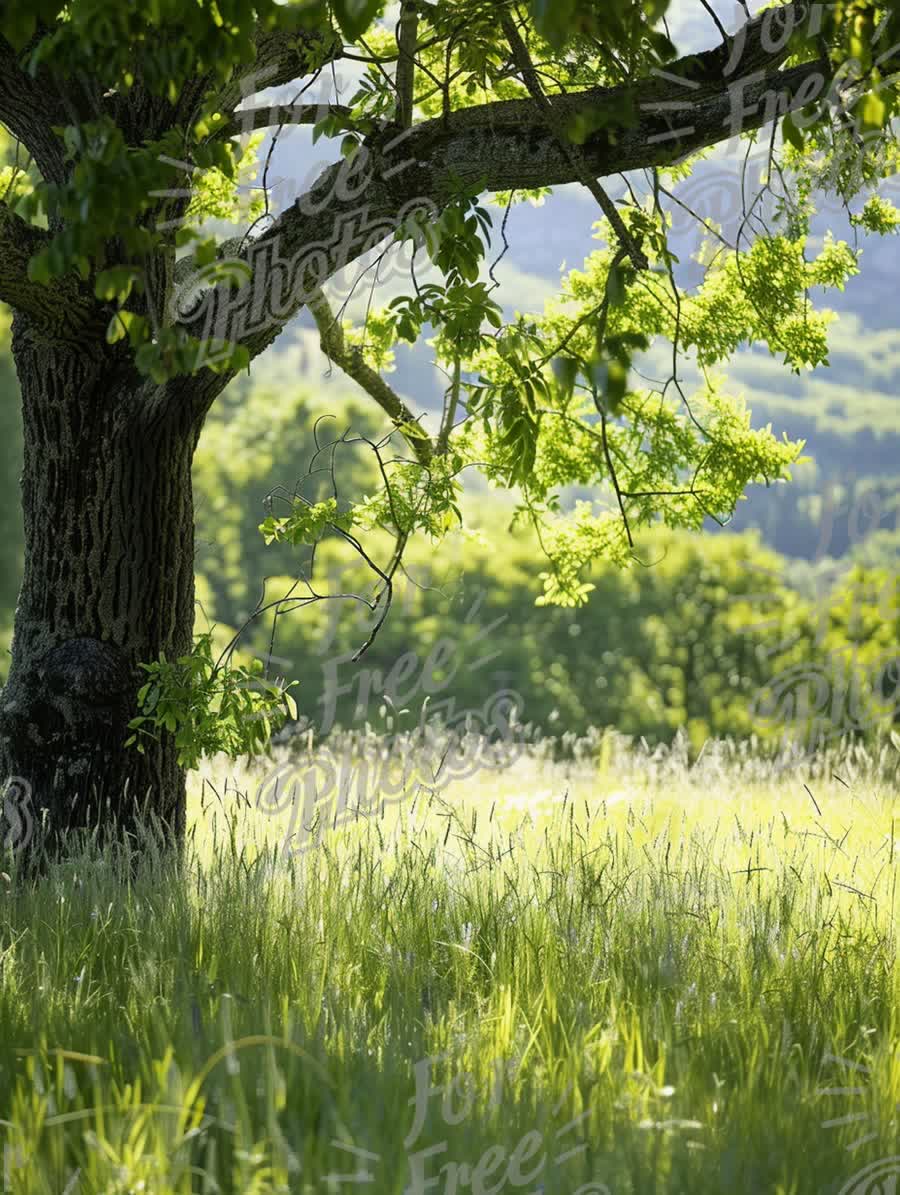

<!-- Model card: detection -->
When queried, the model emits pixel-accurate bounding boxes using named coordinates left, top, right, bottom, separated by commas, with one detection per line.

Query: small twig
left=501, top=11, right=648, bottom=271
left=598, top=408, right=634, bottom=550
left=437, top=356, right=461, bottom=455
left=699, top=0, right=730, bottom=46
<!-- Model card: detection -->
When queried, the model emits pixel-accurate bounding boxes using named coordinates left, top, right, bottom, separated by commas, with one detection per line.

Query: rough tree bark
left=0, top=314, right=203, bottom=855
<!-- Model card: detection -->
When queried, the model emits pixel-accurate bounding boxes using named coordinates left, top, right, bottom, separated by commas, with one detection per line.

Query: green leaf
left=782, top=112, right=805, bottom=152
left=26, top=252, right=51, bottom=286
left=106, top=310, right=148, bottom=348
left=106, top=313, right=127, bottom=344
left=95, top=266, right=142, bottom=304
left=332, top=0, right=382, bottom=42
left=194, top=238, right=219, bottom=268
left=859, top=90, right=887, bottom=132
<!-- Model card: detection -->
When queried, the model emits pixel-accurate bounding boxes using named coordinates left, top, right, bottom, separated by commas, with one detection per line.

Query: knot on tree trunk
left=22, top=636, right=135, bottom=764
left=37, top=637, right=133, bottom=707
left=6, top=634, right=125, bottom=739
left=0, top=637, right=147, bottom=856
left=27, top=638, right=135, bottom=763
left=1, top=637, right=133, bottom=741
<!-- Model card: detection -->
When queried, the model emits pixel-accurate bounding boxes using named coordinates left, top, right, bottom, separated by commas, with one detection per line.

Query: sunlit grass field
left=1, top=731, right=900, bottom=1194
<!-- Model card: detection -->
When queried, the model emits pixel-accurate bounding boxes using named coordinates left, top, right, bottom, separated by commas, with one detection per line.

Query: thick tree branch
left=0, top=204, right=94, bottom=329
left=420, top=58, right=828, bottom=190
left=223, top=103, right=353, bottom=138
left=415, top=0, right=814, bottom=138
left=177, top=0, right=830, bottom=383
left=307, top=288, right=433, bottom=464
left=0, top=35, right=68, bottom=185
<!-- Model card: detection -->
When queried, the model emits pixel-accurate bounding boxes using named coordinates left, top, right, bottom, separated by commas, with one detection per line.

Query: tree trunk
left=0, top=316, right=200, bottom=860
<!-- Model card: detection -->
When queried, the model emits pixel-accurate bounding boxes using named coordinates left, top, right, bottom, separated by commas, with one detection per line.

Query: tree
left=0, top=0, right=897, bottom=855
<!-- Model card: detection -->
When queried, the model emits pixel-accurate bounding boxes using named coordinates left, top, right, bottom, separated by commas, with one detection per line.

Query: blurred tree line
left=190, top=378, right=900, bottom=753
left=237, top=527, right=898, bottom=753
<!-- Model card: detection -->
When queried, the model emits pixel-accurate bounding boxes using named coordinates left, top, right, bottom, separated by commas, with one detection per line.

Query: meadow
left=1, top=730, right=899, bottom=1195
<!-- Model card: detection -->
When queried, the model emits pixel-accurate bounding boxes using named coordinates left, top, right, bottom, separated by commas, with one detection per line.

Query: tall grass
left=1, top=732, right=899, bottom=1193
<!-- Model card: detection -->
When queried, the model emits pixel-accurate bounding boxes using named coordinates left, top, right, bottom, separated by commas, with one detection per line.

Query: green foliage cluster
left=317, top=208, right=868, bottom=606
left=1, top=0, right=315, bottom=381
left=127, top=631, right=297, bottom=769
